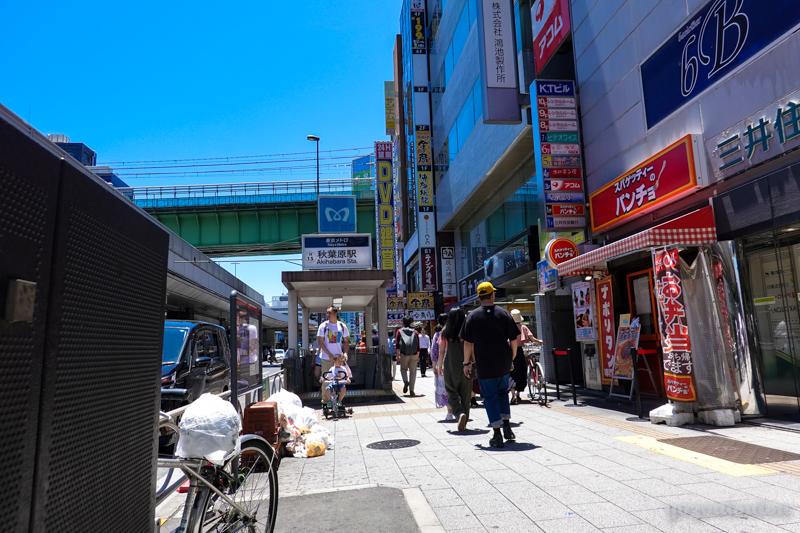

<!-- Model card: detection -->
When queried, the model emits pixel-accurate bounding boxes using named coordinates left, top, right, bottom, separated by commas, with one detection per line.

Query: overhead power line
left=101, top=146, right=374, bottom=166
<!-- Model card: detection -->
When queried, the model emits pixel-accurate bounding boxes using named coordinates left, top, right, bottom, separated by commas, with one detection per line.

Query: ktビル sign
left=544, top=238, right=579, bottom=268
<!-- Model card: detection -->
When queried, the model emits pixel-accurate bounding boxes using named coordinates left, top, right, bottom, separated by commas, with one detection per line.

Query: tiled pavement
left=276, top=372, right=800, bottom=532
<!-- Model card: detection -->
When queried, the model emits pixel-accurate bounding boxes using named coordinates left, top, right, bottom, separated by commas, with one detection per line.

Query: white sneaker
left=445, top=412, right=455, bottom=421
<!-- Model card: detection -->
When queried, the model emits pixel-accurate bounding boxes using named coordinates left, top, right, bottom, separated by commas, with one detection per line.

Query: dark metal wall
left=0, top=107, right=169, bottom=532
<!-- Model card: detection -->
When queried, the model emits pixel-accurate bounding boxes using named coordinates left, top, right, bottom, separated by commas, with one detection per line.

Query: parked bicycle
left=156, top=409, right=279, bottom=533
left=524, top=341, right=547, bottom=405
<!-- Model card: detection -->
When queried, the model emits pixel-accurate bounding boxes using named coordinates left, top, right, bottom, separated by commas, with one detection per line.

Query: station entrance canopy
left=282, top=269, right=394, bottom=353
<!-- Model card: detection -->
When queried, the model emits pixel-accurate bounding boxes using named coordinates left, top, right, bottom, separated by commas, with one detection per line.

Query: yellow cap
left=477, top=281, right=496, bottom=296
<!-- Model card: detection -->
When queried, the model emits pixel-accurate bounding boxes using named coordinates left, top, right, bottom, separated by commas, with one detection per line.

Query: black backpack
left=397, top=328, right=419, bottom=355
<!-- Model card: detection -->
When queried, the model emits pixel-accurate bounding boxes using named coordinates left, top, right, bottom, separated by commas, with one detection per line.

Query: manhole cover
left=366, top=439, right=420, bottom=450
left=659, top=436, right=800, bottom=464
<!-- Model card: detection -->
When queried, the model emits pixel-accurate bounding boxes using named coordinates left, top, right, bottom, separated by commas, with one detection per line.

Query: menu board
left=611, top=319, right=640, bottom=380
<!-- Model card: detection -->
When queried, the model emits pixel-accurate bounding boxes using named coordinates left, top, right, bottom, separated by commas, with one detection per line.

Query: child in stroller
left=321, top=354, right=354, bottom=419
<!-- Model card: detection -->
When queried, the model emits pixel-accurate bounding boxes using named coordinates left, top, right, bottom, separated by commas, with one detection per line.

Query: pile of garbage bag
left=267, top=390, right=333, bottom=458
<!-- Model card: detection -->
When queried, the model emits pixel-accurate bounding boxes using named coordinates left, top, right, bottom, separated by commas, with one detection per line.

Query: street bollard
left=551, top=349, right=562, bottom=400
left=631, top=348, right=642, bottom=418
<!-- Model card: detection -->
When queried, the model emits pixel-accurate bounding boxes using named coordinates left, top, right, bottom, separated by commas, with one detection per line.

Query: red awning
left=557, top=206, right=716, bottom=276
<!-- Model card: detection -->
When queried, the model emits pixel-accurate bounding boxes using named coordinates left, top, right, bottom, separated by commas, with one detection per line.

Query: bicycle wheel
left=527, top=363, right=537, bottom=400
left=534, top=362, right=547, bottom=405
left=189, top=439, right=279, bottom=533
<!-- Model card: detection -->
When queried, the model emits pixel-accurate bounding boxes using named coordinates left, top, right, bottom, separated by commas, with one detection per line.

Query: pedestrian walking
left=459, top=282, right=519, bottom=448
left=387, top=332, right=397, bottom=380
left=439, top=307, right=471, bottom=431
left=430, top=313, right=451, bottom=419
left=396, top=315, right=420, bottom=396
left=418, top=326, right=431, bottom=377
left=509, top=309, right=541, bottom=404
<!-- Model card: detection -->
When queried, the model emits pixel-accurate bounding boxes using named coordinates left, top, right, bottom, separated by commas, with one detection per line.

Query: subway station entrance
left=281, top=269, right=395, bottom=403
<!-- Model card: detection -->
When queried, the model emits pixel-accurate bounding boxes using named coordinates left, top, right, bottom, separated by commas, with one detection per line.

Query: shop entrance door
left=626, top=269, right=664, bottom=397
left=744, top=229, right=800, bottom=418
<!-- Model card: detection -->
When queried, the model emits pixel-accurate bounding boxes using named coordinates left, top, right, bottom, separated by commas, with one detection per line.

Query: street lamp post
left=307, top=135, right=320, bottom=196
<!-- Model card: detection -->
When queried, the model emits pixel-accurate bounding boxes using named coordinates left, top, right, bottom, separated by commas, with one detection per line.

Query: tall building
left=392, top=0, right=800, bottom=421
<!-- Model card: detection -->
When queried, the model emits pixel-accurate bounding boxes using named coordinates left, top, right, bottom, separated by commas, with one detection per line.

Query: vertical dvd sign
left=375, top=141, right=396, bottom=292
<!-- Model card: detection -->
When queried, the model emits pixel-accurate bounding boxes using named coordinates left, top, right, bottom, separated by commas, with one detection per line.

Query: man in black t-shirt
left=459, top=281, right=519, bottom=448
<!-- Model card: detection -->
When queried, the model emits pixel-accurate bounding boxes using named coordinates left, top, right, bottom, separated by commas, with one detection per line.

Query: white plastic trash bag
left=176, top=393, right=241, bottom=465
left=267, top=389, right=302, bottom=409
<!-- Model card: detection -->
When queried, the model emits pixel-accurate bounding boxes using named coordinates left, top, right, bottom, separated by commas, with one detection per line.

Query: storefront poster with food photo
left=572, top=281, right=595, bottom=341
left=654, top=247, right=698, bottom=402
left=611, top=318, right=640, bottom=380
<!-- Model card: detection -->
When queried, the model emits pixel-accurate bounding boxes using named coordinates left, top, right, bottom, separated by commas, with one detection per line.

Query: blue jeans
left=479, top=375, right=511, bottom=427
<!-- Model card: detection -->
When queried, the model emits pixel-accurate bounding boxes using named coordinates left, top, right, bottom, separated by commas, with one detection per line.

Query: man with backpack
left=317, top=306, right=350, bottom=405
left=395, top=315, right=420, bottom=396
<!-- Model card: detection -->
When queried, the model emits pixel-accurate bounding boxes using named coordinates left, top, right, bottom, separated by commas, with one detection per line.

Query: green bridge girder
left=148, top=202, right=377, bottom=257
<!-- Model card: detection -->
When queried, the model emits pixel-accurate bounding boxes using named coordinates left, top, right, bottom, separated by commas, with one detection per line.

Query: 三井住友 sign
left=641, top=0, right=800, bottom=128
left=302, top=234, right=372, bottom=270
left=589, top=135, right=704, bottom=233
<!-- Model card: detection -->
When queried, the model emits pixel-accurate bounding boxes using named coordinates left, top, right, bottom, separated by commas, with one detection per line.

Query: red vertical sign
left=595, top=276, right=615, bottom=385
left=654, top=248, right=698, bottom=402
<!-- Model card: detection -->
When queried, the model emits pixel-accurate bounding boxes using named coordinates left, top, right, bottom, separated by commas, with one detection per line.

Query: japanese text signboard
left=707, top=90, right=800, bottom=181
left=641, top=0, right=800, bottom=128
left=302, top=234, right=372, bottom=270
left=479, top=0, right=516, bottom=89
left=375, top=142, right=397, bottom=289
left=589, top=135, right=703, bottom=233
left=408, top=291, right=435, bottom=320
left=421, top=248, right=437, bottom=292
left=572, top=281, right=596, bottom=342
left=596, top=276, right=615, bottom=385
left=531, top=0, right=570, bottom=75
left=384, top=82, right=396, bottom=135
left=535, top=80, right=587, bottom=229
left=537, top=260, right=558, bottom=292
left=441, top=246, right=458, bottom=308
left=654, top=248, right=698, bottom=402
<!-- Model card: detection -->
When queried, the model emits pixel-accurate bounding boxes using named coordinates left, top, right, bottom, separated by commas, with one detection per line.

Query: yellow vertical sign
left=384, top=81, right=396, bottom=136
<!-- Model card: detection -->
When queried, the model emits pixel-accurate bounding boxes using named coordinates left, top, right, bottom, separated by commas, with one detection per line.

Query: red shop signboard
left=421, top=247, right=438, bottom=291
left=595, top=276, right=615, bottom=386
left=654, top=247, right=698, bottom=402
left=589, top=135, right=701, bottom=233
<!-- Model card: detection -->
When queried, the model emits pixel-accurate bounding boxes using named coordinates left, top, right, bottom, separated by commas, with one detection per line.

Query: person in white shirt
left=418, top=327, right=431, bottom=377
left=316, top=306, right=350, bottom=403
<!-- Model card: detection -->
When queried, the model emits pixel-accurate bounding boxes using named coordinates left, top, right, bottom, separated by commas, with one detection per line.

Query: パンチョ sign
left=653, top=247, right=698, bottom=402
left=589, top=135, right=705, bottom=233
left=595, top=276, right=615, bottom=385
left=641, top=0, right=800, bottom=128
left=531, top=0, right=570, bottom=74
left=302, top=234, right=372, bottom=270
left=544, top=238, right=579, bottom=268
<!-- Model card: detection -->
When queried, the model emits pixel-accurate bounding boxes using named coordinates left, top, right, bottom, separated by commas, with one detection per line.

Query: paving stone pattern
left=276, top=373, right=800, bottom=533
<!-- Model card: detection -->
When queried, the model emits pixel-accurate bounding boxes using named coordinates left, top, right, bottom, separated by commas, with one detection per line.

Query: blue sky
left=2, top=0, right=402, bottom=300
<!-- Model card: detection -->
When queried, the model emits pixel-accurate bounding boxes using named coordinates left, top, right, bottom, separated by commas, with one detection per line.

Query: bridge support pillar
left=288, top=291, right=298, bottom=355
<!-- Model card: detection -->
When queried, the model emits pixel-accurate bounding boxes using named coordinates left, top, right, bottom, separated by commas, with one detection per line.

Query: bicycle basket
left=522, top=341, right=541, bottom=357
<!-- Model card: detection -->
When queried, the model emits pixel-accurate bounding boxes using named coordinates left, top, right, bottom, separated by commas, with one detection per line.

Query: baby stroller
left=322, top=370, right=354, bottom=419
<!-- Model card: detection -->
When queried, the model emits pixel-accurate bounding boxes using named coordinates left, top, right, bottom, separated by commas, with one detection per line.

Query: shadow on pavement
left=474, top=442, right=538, bottom=452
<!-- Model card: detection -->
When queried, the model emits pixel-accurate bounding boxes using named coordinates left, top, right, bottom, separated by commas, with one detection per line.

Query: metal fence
left=118, top=178, right=376, bottom=208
